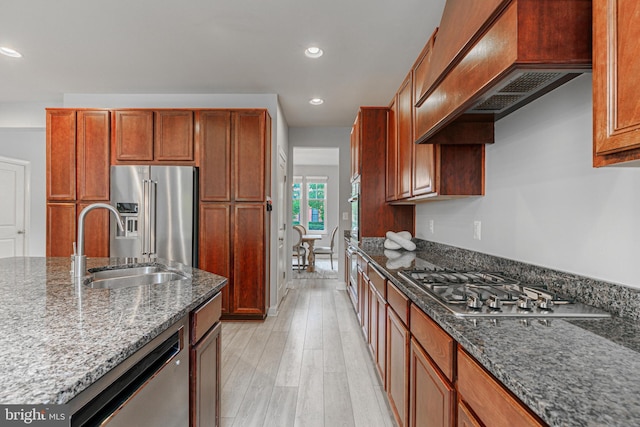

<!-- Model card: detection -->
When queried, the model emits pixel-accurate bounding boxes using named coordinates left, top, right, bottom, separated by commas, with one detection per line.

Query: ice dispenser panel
left=116, top=202, right=139, bottom=238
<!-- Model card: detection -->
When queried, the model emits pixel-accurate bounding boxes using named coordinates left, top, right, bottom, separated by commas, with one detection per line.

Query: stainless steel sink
left=85, top=264, right=189, bottom=289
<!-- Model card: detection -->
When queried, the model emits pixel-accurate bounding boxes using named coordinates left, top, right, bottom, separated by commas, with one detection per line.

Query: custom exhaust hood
left=414, top=0, right=592, bottom=144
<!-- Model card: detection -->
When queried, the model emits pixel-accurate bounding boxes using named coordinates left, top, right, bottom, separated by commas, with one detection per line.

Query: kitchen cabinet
left=593, top=0, right=640, bottom=166
left=354, top=107, right=414, bottom=237
left=46, top=109, right=110, bottom=257
left=351, top=114, right=360, bottom=180
left=457, top=348, right=544, bottom=427
left=77, top=110, right=110, bottom=201
left=198, top=109, right=271, bottom=320
left=409, top=339, right=455, bottom=427
left=397, top=74, right=413, bottom=199
left=190, top=292, right=222, bottom=427
left=387, top=301, right=410, bottom=427
left=369, top=266, right=387, bottom=384
left=112, top=109, right=194, bottom=163
left=457, top=400, right=482, bottom=427
left=358, top=261, right=369, bottom=338
left=387, top=281, right=410, bottom=427
left=46, top=110, right=76, bottom=201
left=386, top=98, right=398, bottom=201
left=46, top=203, right=76, bottom=257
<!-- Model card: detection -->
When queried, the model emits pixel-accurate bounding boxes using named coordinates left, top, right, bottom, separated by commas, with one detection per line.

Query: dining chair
left=312, top=225, right=339, bottom=269
left=292, top=226, right=307, bottom=270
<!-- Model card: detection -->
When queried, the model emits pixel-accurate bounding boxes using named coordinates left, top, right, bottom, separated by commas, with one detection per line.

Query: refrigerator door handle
left=150, top=180, right=157, bottom=257
left=142, top=179, right=150, bottom=256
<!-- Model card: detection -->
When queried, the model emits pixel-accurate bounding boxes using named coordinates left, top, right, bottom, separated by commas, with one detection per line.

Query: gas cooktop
left=399, top=268, right=611, bottom=318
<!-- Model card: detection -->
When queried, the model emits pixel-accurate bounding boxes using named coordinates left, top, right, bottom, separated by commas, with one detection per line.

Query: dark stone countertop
left=354, top=241, right=640, bottom=427
left=0, top=257, right=227, bottom=405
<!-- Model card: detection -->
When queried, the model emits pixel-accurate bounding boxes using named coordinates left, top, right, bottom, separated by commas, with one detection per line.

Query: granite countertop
left=355, top=242, right=640, bottom=427
left=0, top=257, right=227, bottom=405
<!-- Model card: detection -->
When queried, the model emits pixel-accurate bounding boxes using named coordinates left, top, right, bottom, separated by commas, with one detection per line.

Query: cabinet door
left=77, top=110, right=110, bottom=201
left=387, top=307, right=409, bottom=427
left=155, top=110, right=194, bottom=161
left=190, top=322, right=221, bottom=427
left=113, top=110, right=154, bottom=161
left=369, top=281, right=378, bottom=358
left=386, top=98, right=398, bottom=201
left=199, top=111, right=232, bottom=202
left=351, top=114, right=360, bottom=180
left=77, top=202, right=110, bottom=257
left=232, top=203, right=266, bottom=316
left=457, top=400, right=482, bottom=427
left=46, top=110, right=76, bottom=201
left=374, top=288, right=387, bottom=384
left=397, top=75, right=413, bottom=198
left=234, top=111, right=267, bottom=202
left=46, top=203, right=76, bottom=257
left=199, top=203, right=231, bottom=314
left=410, top=339, right=455, bottom=427
left=594, top=0, right=640, bottom=160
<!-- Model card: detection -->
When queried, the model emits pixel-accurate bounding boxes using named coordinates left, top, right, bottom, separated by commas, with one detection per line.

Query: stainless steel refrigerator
left=110, top=166, right=198, bottom=266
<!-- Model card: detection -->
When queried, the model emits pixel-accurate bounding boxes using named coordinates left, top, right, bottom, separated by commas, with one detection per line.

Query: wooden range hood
left=415, top=0, right=592, bottom=145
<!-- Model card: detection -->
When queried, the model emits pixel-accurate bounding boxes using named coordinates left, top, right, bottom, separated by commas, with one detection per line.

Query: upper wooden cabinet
left=351, top=114, right=361, bottom=180
left=397, top=74, right=413, bottom=199
left=199, top=110, right=270, bottom=202
left=112, top=109, right=194, bottom=163
left=77, top=110, right=110, bottom=201
left=46, top=110, right=76, bottom=201
left=593, top=0, right=640, bottom=166
left=386, top=99, right=398, bottom=201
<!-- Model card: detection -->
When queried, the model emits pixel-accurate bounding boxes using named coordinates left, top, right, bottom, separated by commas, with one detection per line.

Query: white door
left=0, top=158, right=27, bottom=258
left=276, top=150, right=287, bottom=304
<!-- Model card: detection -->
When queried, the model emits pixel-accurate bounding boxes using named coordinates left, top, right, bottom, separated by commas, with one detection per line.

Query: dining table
left=301, top=234, right=322, bottom=272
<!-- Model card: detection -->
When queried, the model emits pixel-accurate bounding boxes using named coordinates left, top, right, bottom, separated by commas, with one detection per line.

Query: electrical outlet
left=473, top=221, right=482, bottom=240
left=342, top=212, right=349, bottom=221
left=429, top=220, right=434, bottom=234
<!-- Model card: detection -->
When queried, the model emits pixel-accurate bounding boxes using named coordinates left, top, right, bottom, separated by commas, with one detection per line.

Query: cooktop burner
left=399, top=268, right=610, bottom=318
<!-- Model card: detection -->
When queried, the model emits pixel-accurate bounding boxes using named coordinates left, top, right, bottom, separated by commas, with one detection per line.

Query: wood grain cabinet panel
left=387, top=306, right=410, bottom=427
left=386, top=98, right=398, bottom=201
left=397, top=74, right=413, bottom=199
left=232, top=203, right=266, bottom=316
left=593, top=0, right=640, bottom=165
left=198, top=110, right=231, bottom=202
left=234, top=111, right=267, bottom=202
left=410, top=304, right=455, bottom=382
left=77, top=202, right=110, bottom=257
left=410, top=338, right=455, bottom=427
left=113, top=110, right=154, bottom=161
left=46, top=203, right=76, bottom=257
left=154, top=110, right=194, bottom=161
left=457, top=400, right=483, bottom=427
left=46, top=110, right=76, bottom=201
left=351, top=114, right=360, bottom=180
left=457, top=348, right=545, bottom=427
left=76, top=110, right=110, bottom=201
left=190, top=321, right=221, bottom=427
left=199, top=203, right=231, bottom=314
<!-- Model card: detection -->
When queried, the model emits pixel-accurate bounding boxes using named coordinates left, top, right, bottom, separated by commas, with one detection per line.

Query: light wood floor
left=220, top=278, right=397, bottom=427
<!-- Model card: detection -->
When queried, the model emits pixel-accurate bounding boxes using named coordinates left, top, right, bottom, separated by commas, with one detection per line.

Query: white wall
left=415, top=74, right=640, bottom=288
left=0, top=128, right=47, bottom=256
left=288, top=127, right=352, bottom=283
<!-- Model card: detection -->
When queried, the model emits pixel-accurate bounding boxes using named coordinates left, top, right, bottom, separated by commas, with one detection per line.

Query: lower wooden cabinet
left=77, top=202, right=110, bottom=257
left=199, top=202, right=268, bottom=319
left=457, top=400, right=482, bottom=427
left=410, top=338, right=455, bottom=427
left=190, top=292, right=223, bottom=427
left=457, top=348, right=545, bottom=427
left=387, top=306, right=410, bottom=427
left=46, top=203, right=76, bottom=257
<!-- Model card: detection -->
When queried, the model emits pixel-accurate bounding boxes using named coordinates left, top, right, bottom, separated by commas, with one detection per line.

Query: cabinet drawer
left=457, top=348, right=544, bottom=427
left=368, top=265, right=386, bottom=298
left=410, top=304, right=455, bottom=382
left=191, top=292, right=222, bottom=344
left=358, top=254, right=368, bottom=276
left=387, top=281, right=409, bottom=325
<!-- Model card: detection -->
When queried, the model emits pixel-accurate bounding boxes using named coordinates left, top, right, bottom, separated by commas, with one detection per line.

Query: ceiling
left=0, top=0, right=445, bottom=127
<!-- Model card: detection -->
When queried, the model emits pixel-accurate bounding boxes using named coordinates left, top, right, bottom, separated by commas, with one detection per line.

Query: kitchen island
left=353, top=239, right=640, bottom=427
left=0, top=256, right=227, bottom=407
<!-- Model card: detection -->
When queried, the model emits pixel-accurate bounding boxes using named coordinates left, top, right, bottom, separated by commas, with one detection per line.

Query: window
left=292, top=176, right=327, bottom=233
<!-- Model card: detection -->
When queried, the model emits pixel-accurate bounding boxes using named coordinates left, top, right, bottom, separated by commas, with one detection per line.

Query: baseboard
left=336, top=280, right=347, bottom=291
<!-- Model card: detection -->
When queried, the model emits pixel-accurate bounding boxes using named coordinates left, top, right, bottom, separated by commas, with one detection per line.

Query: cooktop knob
left=466, top=295, right=483, bottom=309
left=487, top=295, right=502, bottom=309
left=537, top=297, right=554, bottom=310
left=517, top=296, right=532, bottom=310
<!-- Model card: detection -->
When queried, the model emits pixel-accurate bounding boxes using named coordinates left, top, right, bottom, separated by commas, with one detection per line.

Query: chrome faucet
left=73, top=203, right=124, bottom=277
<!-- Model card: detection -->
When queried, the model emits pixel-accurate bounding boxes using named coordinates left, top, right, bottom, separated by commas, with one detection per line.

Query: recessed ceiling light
left=304, top=47, right=324, bottom=59
left=0, top=47, right=22, bottom=58
left=309, top=98, right=324, bottom=105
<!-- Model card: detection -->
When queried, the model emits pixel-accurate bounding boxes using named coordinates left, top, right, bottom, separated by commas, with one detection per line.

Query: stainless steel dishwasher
left=69, top=315, right=189, bottom=426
